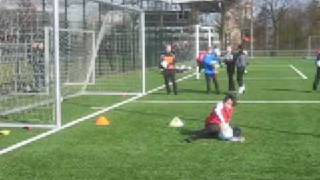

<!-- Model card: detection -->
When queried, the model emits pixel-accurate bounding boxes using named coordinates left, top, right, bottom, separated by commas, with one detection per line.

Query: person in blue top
left=313, top=49, right=320, bottom=91
left=203, top=47, right=221, bottom=94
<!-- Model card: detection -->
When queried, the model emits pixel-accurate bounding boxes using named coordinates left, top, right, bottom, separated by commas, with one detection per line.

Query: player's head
left=227, top=46, right=232, bottom=53
left=317, top=48, right=320, bottom=54
left=166, top=44, right=172, bottom=53
left=207, top=46, right=213, bottom=53
left=223, top=94, right=237, bottom=108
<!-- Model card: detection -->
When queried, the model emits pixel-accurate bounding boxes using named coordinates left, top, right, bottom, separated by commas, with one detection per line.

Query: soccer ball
left=161, top=61, right=168, bottom=69
left=317, top=61, right=320, bottom=67
left=219, top=123, right=233, bottom=140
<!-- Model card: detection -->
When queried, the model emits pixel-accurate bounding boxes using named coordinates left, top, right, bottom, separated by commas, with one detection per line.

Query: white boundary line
left=132, top=100, right=320, bottom=104
left=221, top=77, right=301, bottom=80
left=289, top=65, right=308, bottom=80
left=0, top=73, right=196, bottom=156
left=91, top=100, right=320, bottom=109
left=91, top=100, right=320, bottom=110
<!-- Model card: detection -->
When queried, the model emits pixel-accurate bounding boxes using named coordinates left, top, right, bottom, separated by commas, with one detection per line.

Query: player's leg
left=199, top=62, right=204, bottom=73
left=163, top=71, right=171, bottom=94
left=237, top=67, right=245, bottom=94
left=213, top=74, right=220, bottom=94
left=186, top=124, right=220, bottom=142
left=313, top=67, right=320, bottom=90
left=170, top=72, right=178, bottom=95
left=227, top=63, right=235, bottom=91
left=205, top=74, right=211, bottom=94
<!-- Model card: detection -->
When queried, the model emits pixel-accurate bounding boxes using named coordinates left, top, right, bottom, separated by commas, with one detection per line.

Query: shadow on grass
left=265, top=88, right=312, bottom=93
left=239, top=124, right=320, bottom=138
left=178, top=88, right=207, bottom=94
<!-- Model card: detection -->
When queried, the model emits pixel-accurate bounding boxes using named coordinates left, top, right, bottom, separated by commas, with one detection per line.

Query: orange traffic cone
left=96, top=116, right=111, bottom=126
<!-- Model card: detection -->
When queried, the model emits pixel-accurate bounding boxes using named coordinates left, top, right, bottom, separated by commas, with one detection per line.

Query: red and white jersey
left=205, top=102, right=234, bottom=128
left=196, top=51, right=207, bottom=63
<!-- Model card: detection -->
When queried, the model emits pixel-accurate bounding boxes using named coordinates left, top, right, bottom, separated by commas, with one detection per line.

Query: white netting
left=0, top=0, right=55, bottom=127
left=0, top=0, right=144, bottom=128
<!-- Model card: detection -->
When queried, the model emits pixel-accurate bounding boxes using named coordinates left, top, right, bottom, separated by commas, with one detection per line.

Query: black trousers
left=205, top=74, right=220, bottom=94
left=237, top=67, right=245, bottom=87
left=313, top=67, right=320, bottom=90
left=190, top=124, right=220, bottom=140
left=197, top=62, right=204, bottom=73
left=163, top=70, right=177, bottom=95
left=189, top=125, right=242, bottom=141
left=226, top=62, right=235, bottom=91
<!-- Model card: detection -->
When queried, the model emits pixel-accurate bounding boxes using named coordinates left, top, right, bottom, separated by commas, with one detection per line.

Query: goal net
left=0, top=41, right=55, bottom=128
left=54, top=6, right=144, bottom=96
left=46, top=28, right=96, bottom=98
left=0, top=0, right=145, bottom=128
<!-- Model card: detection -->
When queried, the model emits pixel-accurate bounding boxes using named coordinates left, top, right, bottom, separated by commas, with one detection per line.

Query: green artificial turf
left=0, top=57, right=319, bottom=180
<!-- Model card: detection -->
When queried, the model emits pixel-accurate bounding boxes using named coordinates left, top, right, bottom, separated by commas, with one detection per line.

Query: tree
left=261, top=0, right=290, bottom=50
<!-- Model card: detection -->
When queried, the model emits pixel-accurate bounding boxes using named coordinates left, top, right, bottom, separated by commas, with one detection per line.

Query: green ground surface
left=0, top=57, right=319, bottom=180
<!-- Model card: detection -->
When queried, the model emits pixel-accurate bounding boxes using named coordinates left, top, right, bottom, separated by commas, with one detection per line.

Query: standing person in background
left=312, top=49, right=320, bottom=91
left=203, top=47, right=220, bottom=94
left=196, top=50, right=207, bottom=79
left=235, top=45, right=248, bottom=94
left=160, top=44, right=178, bottom=95
left=223, top=46, right=236, bottom=92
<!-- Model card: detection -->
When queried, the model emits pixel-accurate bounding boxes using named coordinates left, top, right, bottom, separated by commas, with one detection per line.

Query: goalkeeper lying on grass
left=185, top=94, right=245, bottom=143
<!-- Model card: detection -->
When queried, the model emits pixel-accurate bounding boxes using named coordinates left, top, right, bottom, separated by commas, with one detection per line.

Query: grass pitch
left=0, top=57, right=319, bottom=180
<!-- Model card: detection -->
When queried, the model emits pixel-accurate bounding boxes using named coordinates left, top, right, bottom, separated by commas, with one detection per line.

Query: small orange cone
left=96, top=116, right=111, bottom=126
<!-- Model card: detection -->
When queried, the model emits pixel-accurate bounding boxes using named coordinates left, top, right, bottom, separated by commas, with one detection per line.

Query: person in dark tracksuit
left=160, top=45, right=177, bottom=95
left=223, top=46, right=236, bottom=92
left=312, top=50, right=320, bottom=91
left=235, top=45, right=248, bottom=94
left=203, top=47, right=220, bottom=94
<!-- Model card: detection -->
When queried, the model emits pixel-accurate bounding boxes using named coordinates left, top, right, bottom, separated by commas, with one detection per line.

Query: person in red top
left=185, top=94, right=244, bottom=142
left=196, top=50, right=207, bottom=79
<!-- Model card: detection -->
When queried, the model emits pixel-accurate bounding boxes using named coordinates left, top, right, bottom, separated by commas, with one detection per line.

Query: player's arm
left=214, top=102, right=226, bottom=125
left=316, top=54, right=320, bottom=67
left=159, top=54, right=165, bottom=70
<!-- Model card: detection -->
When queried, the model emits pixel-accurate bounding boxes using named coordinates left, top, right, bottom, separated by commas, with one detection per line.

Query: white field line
left=289, top=65, right=308, bottom=80
left=91, top=100, right=320, bottom=109
left=0, top=73, right=196, bottom=156
left=247, top=65, right=291, bottom=67
left=219, top=77, right=300, bottom=80
left=131, top=100, right=320, bottom=104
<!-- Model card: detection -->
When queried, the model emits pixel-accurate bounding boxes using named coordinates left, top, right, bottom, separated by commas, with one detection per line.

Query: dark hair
left=223, top=94, right=237, bottom=106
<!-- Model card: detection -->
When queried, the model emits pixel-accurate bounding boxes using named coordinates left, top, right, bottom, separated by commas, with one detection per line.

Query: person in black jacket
left=234, top=45, right=248, bottom=94
left=223, top=46, right=236, bottom=92
left=313, top=49, right=320, bottom=91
